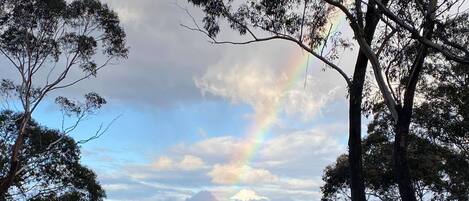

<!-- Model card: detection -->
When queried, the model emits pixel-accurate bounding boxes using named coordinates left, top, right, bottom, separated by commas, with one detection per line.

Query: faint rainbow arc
left=227, top=11, right=347, bottom=185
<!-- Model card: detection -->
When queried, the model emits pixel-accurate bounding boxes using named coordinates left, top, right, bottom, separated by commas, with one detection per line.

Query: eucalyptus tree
left=0, top=110, right=106, bottom=200
left=324, top=41, right=469, bottom=200
left=322, top=73, right=469, bottom=200
left=366, top=5, right=469, bottom=201
left=321, top=132, right=469, bottom=201
left=0, top=0, right=128, bottom=196
left=186, top=0, right=469, bottom=200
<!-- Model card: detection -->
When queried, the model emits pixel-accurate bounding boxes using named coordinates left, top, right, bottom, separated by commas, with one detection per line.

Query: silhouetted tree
left=323, top=61, right=469, bottom=200
left=0, top=110, right=106, bottom=200
left=322, top=108, right=469, bottom=200
left=0, top=0, right=127, bottom=196
left=362, top=9, right=469, bottom=200
left=322, top=134, right=469, bottom=200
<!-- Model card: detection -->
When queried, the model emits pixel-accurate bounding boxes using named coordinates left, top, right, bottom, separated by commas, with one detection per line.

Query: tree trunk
left=393, top=1, right=435, bottom=200
left=349, top=84, right=367, bottom=201
left=394, top=111, right=417, bottom=201
left=348, top=2, right=384, bottom=200
left=0, top=113, right=30, bottom=197
left=393, top=41, right=430, bottom=201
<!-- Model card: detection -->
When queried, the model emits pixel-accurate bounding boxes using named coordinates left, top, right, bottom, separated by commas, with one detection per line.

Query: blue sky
left=0, top=0, right=362, bottom=200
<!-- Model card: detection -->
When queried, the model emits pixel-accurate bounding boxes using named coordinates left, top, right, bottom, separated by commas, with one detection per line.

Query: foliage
left=0, top=0, right=127, bottom=194
left=0, top=0, right=127, bottom=113
left=324, top=45, right=469, bottom=200
left=322, top=132, right=469, bottom=201
left=414, top=61, right=469, bottom=155
left=322, top=61, right=469, bottom=200
left=0, top=110, right=105, bottom=200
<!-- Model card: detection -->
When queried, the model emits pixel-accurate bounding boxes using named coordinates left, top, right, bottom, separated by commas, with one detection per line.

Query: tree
left=321, top=134, right=469, bottom=201
left=413, top=60, right=469, bottom=156
left=0, top=0, right=128, bottom=196
left=321, top=104, right=469, bottom=200
left=186, top=0, right=469, bottom=200
left=368, top=8, right=468, bottom=201
left=323, top=62, right=469, bottom=200
left=0, top=110, right=106, bottom=200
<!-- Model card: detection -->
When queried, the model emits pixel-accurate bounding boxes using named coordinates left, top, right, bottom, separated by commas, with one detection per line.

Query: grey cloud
left=60, top=0, right=330, bottom=108
left=0, top=0, right=358, bottom=110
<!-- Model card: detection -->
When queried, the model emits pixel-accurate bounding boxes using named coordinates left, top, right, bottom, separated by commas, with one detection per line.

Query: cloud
left=195, top=63, right=343, bottom=121
left=152, top=156, right=174, bottom=170
left=208, top=163, right=278, bottom=185
left=230, top=189, right=269, bottom=201
left=50, top=0, right=226, bottom=107
left=186, top=191, right=219, bottom=201
left=98, top=125, right=341, bottom=198
left=52, top=0, right=341, bottom=111
left=195, top=64, right=284, bottom=114
left=179, top=155, right=206, bottom=171
left=96, top=124, right=344, bottom=200
left=173, top=136, right=244, bottom=163
left=281, top=178, right=321, bottom=189
left=102, top=184, right=132, bottom=191
left=171, top=127, right=345, bottom=177
left=259, top=129, right=343, bottom=163
left=152, top=155, right=206, bottom=171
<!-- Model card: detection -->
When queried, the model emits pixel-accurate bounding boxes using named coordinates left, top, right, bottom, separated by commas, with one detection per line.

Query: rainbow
left=227, top=9, right=347, bottom=185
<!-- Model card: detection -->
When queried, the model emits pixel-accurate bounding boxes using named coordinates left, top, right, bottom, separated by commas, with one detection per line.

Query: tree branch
left=323, top=0, right=400, bottom=120
left=371, top=0, right=469, bottom=64
left=180, top=8, right=353, bottom=86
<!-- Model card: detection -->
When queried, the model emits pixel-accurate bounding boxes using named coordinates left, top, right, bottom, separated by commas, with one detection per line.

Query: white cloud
left=179, top=155, right=206, bottom=171
left=152, top=155, right=206, bottom=171
left=173, top=136, right=244, bottom=163
left=259, top=129, right=343, bottom=163
left=161, top=125, right=345, bottom=192
left=93, top=123, right=345, bottom=201
left=195, top=59, right=343, bottom=121
left=208, top=163, right=278, bottom=185
left=281, top=178, right=321, bottom=189
left=230, top=189, right=269, bottom=201
left=195, top=64, right=284, bottom=115
left=152, top=156, right=174, bottom=170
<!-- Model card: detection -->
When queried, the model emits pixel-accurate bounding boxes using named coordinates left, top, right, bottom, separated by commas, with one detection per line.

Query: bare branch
left=77, top=114, right=122, bottom=144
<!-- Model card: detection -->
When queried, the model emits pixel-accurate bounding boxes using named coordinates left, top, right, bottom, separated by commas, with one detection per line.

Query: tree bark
left=349, top=82, right=367, bottom=201
left=348, top=2, right=383, bottom=200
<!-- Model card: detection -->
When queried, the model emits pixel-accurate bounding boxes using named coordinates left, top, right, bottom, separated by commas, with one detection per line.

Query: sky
left=0, top=0, right=363, bottom=200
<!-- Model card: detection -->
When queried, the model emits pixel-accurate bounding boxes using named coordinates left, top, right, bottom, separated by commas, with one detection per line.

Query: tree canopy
left=322, top=130, right=469, bottom=200
left=0, top=110, right=105, bottom=200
